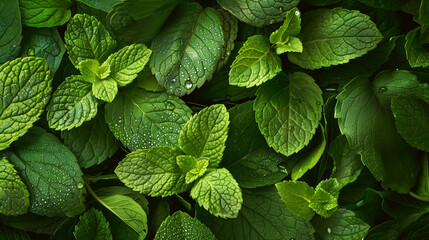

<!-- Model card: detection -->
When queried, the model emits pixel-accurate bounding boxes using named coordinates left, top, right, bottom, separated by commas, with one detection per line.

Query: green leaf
left=217, top=0, right=300, bottom=27
left=288, top=8, right=383, bottom=70
left=115, top=146, right=189, bottom=197
left=275, top=37, right=303, bottom=54
left=0, top=127, right=85, bottom=217
left=78, top=59, right=111, bottom=83
left=47, top=75, right=98, bottom=131
left=214, top=6, right=238, bottom=72
left=254, top=72, right=323, bottom=157
left=191, top=168, right=242, bottom=218
left=311, top=208, right=370, bottom=240
left=176, top=155, right=198, bottom=173
left=0, top=213, right=65, bottom=235
left=105, top=88, right=192, bottom=151
left=0, top=57, right=52, bottom=150
left=186, top=159, right=209, bottom=184
left=229, top=35, right=282, bottom=88
left=65, top=13, right=116, bottom=67
left=270, top=7, right=301, bottom=45
left=0, top=226, right=30, bottom=240
left=95, top=187, right=148, bottom=239
left=405, top=28, right=429, bottom=68
left=0, top=0, right=21, bottom=64
left=150, top=200, right=170, bottom=238
left=74, top=208, right=112, bottom=240
left=61, top=110, right=119, bottom=169
left=150, top=2, right=224, bottom=96
left=197, top=186, right=315, bottom=240
left=411, top=153, right=429, bottom=201
left=222, top=101, right=289, bottom=188
left=179, top=104, right=229, bottom=168
left=276, top=180, right=315, bottom=219
left=19, top=0, right=73, bottom=27
left=154, top=211, right=215, bottom=240
left=335, top=71, right=421, bottom=193
left=92, top=79, right=118, bottom=103
left=309, top=180, right=339, bottom=218
left=0, top=157, right=30, bottom=216
left=104, top=43, right=152, bottom=86
left=76, top=0, right=121, bottom=12
left=20, top=27, right=66, bottom=75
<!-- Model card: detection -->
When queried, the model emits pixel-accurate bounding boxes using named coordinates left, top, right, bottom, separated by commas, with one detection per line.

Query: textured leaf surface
left=405, top=28, right=429, bottom=68
left=197, top=186, right=315, bottom=240
left=191, top=168, right=242, bottom=218
left=61, top=111, right=119, bottom=169
left=105, top=88, right=192, bottom=151
left=0, top=0, right=21, bottom=64
left=104, top=44, right=152, bottom=86
left=47, top=75, right=98, bottom=131
left=270, top=7, right=301, bottom=45
left=222, top=101, right=288, bottom=188
left=276, top=180, right=315, bottom=219
left=0, top=57, right=52, bottom=150
left=19, top=0, right=73, bottom=27
left=309, top=181, right=338, bottom=218
left=74, top=208, right=112, bottom=240
left=115, top=146, right=188, bottom=197
left=217, top=0, right=299, bottom=27
left=92, top=78, right=118, bottom=103
left=0, top=157, right=30, bottom=216
left=215, top=6, right=238, bottom=72
left=154, top=211, right=215, bottom=240
left=179, top=104, right=229, bottom=167
left=78, top=59, right=110, bottom=83
left=288, top=8, right=383, bottom=69
left=150, top=2, right=224, bottom=96
left=65, top=13, right=116, bottom=66
left=335, top=71, right=421, bottom=193
left=229, top=35, right=281, bottom=88
left=0, top=127, right=85, bottom=217
left=254, top=72, right=323, bottom=156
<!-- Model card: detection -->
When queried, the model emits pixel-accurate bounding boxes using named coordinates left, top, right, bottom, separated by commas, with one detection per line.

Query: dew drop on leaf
left=171, top=78, right=176, bottom=83
left=277, top=162, right=289, bottom=174
left=327, top=228, right=331, bottom=233
left=295, top=11, right=300, bottom=16
left=269, top=19, right=275, bottom=24
left=378, top=86, right=388, bottom=93
left=77, top=183, right=84, bottom=189
left=185, top=80, right=193, bottom=90
left=278, top=7, right=283, bottom=12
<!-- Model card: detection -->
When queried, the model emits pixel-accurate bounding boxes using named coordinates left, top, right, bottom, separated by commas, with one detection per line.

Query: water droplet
left=279, top=7, right=283, bottom=12
left=27, top=47, right=35, bottom=56
left=77, top=183, right=84, bottom=189
left=171, top=78, right=176, bottom=83
left=327, top=228, right=331, bottom=233
left=166, top=101, right=175, bottom=110
left=378, top=86, right=388, bottom=93
left=295, top=11, right=300, bottom=16
left=277, top=162, right=289, bottom=174
left=269, top=19, right=276, bottom=24
left=185, top=80, right=193, bottom=90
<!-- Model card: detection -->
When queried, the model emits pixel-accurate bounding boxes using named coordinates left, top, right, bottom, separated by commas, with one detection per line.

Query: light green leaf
left=186, top=159, right=209, bottom=184
left=309, top=179, right=339, bottom=218
left=217, top=0, right=299, bottom=27
left=254, top=72, right=323, bottom=157
left=47, top=75, right=98, bottom=131
left=92, top=79, right=118, bottom=103
left=65, top=13, right=116, bottom=67
left=154, top=211, right=215, bottom=240
left=115, top=146, right=189, bottom=197
left=0, top=157, right=29, bottom=216
left=311, top=208, right=370, bottom=240
left=104, top=43, right=152, bottom=86
left=78, top=59, right=111, bottom=83
left=197, top=186, right=315, bottom=240
left=176, top=155, right=198, bottom=173
left=0, top=0, right=21, bottom=64
left=270, top=7, right=301, bottom=45
left=275, top=37, right=303, bottom=54
left=229, top=35, right=282, bottom=88
left=0, top=127, right=85, bottom=217
left=0, top=57, right=52, bottom=151
left=405, top=28, right=429, bottom=68
left=105, top=88, right=192, bottom=151
left=150, top=2, right=224, bottom=96
left=335, top=71, right=421, bottom=193
left=179, top=104, right=229, bottom=168
left=61, top=110, right=119, bottom=169
left=276, top=180, right=315, bottom=219
left=19, top=0, right=73, bottom=27
left=20, top=27, right=66, bottom=75
left=74, top=208, right=112, bottom=240
left=288, top=8, right=383, bottom=70
left=191, top=168, right=242, bottom=218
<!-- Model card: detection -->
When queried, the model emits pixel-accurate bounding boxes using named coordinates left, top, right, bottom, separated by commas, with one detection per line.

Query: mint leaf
left=270, top=8, right=301, bottom=47
left=0, top=57, right=52, bottom=150
left=197, top=186, right=315, bottom=239
left=311, top=208, right=370, bottom=240
left=191, top=168, right=242, bottom=218
left=215, top=6, right=238, bottom=72
left=77, top=0, right=121, bottom=12
left=0, top=157, right=30, bottom=216
left=309, top=179, right=339, bottom=218
left=104, top=43, right=152, bottom=86
left=154, top=211, right=215, bottom=240
left=47, top=75, right=98, bottom=131
left=405, top=28, right=429, bottom=68
left=92, top=78, right=118, bottom=103
left=78, top=59, right=110, bottom=83
left=74, top=208, right=112, bottom=240
left=179, top=104, right=229, bottom=168
left=115, top=146, right=189, bottom=197
left=275, top=36, right=303, bottom=54
left=217, top=0, right=299, bottom=27
left=105, top=88, right=192, bottom=151
left=150, top=2, right=224, bottom=96
left=61, top=110, right=119, bottom=169
left=254, top=72, right=323, bottom=156
left=186, top=159, right=209, bottom=184
left=288, top=8, right=383, bottom=70
left=19, top=0, right=73, bottom=27
left=176, top=155, right=198, bottom=173
left=0, top=0, right=21, bottom=64
left=65, top=13, right=116, bottom=66
left=0, top=127, right=85, bottom=217
left=229, top=35, right=282, bottom=88
left=276, top=180, right=315, bottom=219
left=335, top=71, right=421, bottom=193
